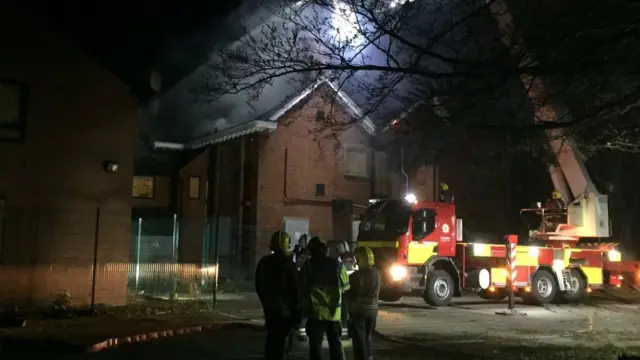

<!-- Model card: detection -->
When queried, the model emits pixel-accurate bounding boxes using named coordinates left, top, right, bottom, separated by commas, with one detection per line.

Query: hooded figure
left=255, top=231, right=301, bottom=360
left=347, top=246, right=380, bottom=360
left=300, top=236, right=350, bottom=360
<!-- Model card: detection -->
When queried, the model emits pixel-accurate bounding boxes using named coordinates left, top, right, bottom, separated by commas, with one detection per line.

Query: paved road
left=376, top=291, right=640, bottom=347
left=218, top=290, right=640, bottom=347
left=16, top=290, right=639, bottom=360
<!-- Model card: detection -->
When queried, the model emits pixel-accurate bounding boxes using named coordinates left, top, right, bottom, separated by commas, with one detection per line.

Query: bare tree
left=202, top=0, right=640, bottom=152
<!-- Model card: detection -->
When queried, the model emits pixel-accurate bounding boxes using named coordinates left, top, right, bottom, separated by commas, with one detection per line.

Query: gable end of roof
left=266, top=78, right=377, bottom=135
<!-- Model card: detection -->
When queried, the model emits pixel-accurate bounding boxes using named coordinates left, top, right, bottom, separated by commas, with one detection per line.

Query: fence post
left=496, top=234, right=525, bottom=316
left=135, top=217, right=142, bottom=291
left=90, top=206, right=100, bottom=312
left=170, top=213, right=178, bottom=303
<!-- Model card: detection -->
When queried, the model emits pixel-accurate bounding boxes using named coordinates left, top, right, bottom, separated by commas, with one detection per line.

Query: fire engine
left=357, top=140, right=632, bottom=306
left=357, top=197, right=627, bottom=306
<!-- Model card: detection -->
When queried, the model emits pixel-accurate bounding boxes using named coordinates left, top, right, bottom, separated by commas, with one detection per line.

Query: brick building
left=0, top=15, right=136, bottom=306
left=144, top=80, right=386, bottom=276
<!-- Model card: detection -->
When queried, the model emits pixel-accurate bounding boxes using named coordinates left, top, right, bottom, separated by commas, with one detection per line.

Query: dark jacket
left=255, top=252, right=301, bottom=318
left=347, top=267, right=380, bottom=315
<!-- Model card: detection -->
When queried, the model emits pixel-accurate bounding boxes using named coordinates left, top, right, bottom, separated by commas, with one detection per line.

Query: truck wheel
left=561, top=269, right=586, bottom=303
left=478, top=289, right=507, bottom=301
left=379, top=289, right=402, bottom=302
left=531, top=270, right=557, bottom=305
left=423, top=270, right=454, bottom=306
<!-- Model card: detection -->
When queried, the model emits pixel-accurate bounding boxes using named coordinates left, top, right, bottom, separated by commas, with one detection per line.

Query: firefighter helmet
left=354, top=247, right=375, bottom=267
left=307, top=236, right=327, bottom=255
left=552, top=190, right=562, bottom=200
left=270, top=231, right=291, bottom=253
left=440, top=182, right=449, bottom=192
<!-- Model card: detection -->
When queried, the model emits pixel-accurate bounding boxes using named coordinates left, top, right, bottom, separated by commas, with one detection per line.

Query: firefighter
left=300, top=236, right=350, bottom=360
left=255, top=231, right=301, bottom=360
left=541, top=190, right=566, bottom=232
left=348, top=247, right=380, bottom=360
left=439, top=182, right=452, bottom=202
left=546, top=190, right=566, bottom=210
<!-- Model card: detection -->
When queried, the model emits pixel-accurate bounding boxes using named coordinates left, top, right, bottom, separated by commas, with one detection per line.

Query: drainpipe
left=401, top=147, right=409, bottom=194
left=237, top=138, right=246, bottom=267
left=433, top=158, right=438, bottom=202
left=211, top=144, right=222, bottom=310
left=369, top=150, right=376, bottom=199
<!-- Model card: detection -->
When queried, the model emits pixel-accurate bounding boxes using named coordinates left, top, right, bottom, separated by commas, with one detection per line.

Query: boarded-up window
left=0, top=197, right=4, bottom=260
left=133, top=176, right=154, bottom=198
left=189, top=176, right=201, bottom=199
left=345, top=146, right=369, bottom=178
left=0, top=80, right=27, bottom=141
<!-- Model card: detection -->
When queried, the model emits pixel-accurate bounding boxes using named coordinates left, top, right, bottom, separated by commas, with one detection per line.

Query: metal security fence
left=0, top=205, right=254, bottom=310
left=0, top=262, right=217, bottom=308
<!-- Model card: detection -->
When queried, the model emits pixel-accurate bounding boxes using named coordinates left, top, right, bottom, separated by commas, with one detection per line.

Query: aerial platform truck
left=357, top=193, right=628, bottom=306
left=356, top=129, right=631, bottom=306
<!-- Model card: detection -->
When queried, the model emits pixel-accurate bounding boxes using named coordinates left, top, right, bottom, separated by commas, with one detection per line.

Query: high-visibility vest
left=302, top=257, right=350, bottom=321
left=349, top=267, right=380, bottom=314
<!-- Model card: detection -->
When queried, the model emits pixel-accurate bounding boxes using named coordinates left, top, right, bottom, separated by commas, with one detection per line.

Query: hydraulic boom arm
left=488, top=0, right=610, bottom=238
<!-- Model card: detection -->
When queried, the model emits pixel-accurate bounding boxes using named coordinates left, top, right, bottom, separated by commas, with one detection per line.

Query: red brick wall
left=178, top=150, right=209, bottom=265
left=389, top=164, right=440, bottom=202
left=0, top=20, right=136, bottom=306
left=254, top=89, right=374, bottom=264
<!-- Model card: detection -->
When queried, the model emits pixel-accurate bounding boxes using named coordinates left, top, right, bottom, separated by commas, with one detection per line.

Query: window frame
left=0, top=197, right=5, bottom=261
left=344, top=144, right=370, bottom=178
left=132, top=176, right=155, bottom=199
left=189, top=176, right=201, bottom=200
left=0, top=79, right=29, bottom=142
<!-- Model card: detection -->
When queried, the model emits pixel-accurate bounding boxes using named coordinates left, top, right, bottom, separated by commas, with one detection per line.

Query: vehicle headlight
left=389, top=264, right=408, bottom=282
left=608, top=249, right=621, bottom=262
left=478, top=269, right=490, bottom=290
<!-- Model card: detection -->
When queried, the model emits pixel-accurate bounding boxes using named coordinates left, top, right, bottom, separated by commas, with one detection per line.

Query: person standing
left=300, top=237, right=350, bottom=360
left=348, top=247, right=380, bottom=360
left=255, top=231, right=301, bottom=360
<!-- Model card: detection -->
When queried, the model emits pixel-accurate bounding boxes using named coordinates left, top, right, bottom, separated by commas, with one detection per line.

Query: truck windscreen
left=358, top=200, right=412, bottom=241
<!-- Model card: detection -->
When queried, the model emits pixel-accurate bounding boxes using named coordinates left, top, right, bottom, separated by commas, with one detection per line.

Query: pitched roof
left=264, top=78, right=376, bottom=135
left=152, top=79, right=376, bottom=151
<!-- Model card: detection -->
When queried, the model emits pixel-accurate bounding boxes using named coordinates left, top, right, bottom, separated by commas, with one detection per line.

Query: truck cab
left=356, top=198, right=462, bottom=302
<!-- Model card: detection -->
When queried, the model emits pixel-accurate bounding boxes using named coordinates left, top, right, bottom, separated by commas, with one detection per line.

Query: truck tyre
left=531, top=270, right=557, bottom=305
left=478, top=289, right=507, bottom=301
left=423, top=270, right=455, bottom=306
left=561, top=269, right=586, bottom=303
left=379, top=289, right=402, bottom=302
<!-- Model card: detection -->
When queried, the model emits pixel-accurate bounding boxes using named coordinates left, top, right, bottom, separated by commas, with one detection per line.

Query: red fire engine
left=357, top=135, right=633, bottom=305
left=357, top=197, right=628, bottom=306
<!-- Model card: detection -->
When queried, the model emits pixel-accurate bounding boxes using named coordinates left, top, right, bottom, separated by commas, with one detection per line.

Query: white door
left=283, top=217, right=310, bottom=251
left=352, top=220, right=361, bottom=248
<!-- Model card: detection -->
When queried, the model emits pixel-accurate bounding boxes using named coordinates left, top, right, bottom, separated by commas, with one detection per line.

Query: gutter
left=153, top=120, right=277, bottom=151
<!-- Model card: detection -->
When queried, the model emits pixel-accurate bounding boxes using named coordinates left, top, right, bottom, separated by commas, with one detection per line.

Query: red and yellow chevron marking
left=469, top=242, right=612, bottom=287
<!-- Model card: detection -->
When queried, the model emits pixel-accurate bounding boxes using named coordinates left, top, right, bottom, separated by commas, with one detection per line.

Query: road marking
left=378, top=321, right=500, bottom=329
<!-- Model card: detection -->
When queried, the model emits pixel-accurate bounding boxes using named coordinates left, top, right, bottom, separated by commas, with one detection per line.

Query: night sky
left=47, top=1, right=244, bottom=100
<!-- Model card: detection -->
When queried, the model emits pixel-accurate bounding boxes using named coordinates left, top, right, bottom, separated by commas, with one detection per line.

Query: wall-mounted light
left=103, top=161, right=119, bottom=173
